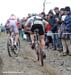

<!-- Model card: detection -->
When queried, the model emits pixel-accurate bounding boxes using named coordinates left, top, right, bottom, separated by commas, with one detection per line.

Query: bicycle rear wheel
left=7, top=38, right=20, bottom=57
left=7, top=38, right=14, bottom=57
left=13, top=39, right=20, bottom=56
left=35, top=44, right=40, bottom=61
left=40, top=49, right=44, bottom=66
left=35, top=44, right=44, bottom=66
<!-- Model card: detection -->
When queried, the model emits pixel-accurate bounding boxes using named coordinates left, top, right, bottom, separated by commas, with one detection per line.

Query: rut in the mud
left=0, top=33, right=71, bottom=75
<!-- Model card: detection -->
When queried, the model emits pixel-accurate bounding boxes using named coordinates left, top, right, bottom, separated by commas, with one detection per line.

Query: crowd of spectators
left=5, top=6, right=71, bottom=56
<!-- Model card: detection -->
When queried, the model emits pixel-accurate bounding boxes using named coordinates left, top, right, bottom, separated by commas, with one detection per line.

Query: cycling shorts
left=9, top=20, right=19, bottom=33
left=31, top=24, right=44, bottom=35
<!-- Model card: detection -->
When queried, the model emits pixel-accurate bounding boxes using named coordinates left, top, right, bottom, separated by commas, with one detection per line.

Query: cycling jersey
left=6, top=15, right=19, bottom=33
left=27, top=16, right=44, bottom=28
left=26, top=16, right=45, bottom=35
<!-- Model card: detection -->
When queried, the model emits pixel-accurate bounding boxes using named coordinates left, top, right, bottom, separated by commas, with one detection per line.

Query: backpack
left=33, top=16, right=43, bottom=25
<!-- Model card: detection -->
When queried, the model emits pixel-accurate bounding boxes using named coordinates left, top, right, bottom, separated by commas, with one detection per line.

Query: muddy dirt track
left=0, top=33, right=71, bottom=75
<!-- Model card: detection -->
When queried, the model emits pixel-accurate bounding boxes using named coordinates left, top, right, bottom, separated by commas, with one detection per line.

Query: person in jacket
left=61, top=6, right=71, bottom=56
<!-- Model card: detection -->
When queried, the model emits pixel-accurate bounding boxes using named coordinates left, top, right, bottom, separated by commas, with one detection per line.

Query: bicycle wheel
left=35, top=44, right=44, bottom=66
left=13, top=39, right=20, bottom=56
left=7, top=38, right=17, bottom=57
left=35, top=44, right=40, bottom=61
left=7, top=38, right=13, bottom=57
left=40, top=49, right=44, bottom=66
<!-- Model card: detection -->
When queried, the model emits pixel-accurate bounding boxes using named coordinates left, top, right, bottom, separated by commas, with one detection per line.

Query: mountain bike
left=34, top=29, right=44, bottom=66
left=7, top=26, right=20, bottom=57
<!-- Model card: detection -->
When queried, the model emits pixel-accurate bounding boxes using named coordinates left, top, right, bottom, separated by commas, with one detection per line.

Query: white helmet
left=9, top=14, right=16, bottom=20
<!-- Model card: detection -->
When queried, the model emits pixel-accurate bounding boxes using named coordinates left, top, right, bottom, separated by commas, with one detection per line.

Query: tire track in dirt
left=20, top=41, right=61, bottom=75
left=0, top=33, right=61, bottom=75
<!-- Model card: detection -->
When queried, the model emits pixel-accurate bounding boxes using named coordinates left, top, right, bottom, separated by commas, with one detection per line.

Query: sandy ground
left=0, top=33, right=71, bottom=75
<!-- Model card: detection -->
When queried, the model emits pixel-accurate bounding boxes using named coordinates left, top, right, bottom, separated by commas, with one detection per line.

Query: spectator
left=59, top=8, right=65, bottom=17
left=40, top=12, right=45, bottom=19
left=52, top=7, right=62, bottom=51
left=45, top=23, right=53, bottom=48
left=59, top=15, right=66, bottom=55
left=17, top=18, right=23, bottom=40
left=45, top=10, right=54, bottom=48
left=20, top=17, right=27, bottom=40
left=61, top=6, right=71, bottom=56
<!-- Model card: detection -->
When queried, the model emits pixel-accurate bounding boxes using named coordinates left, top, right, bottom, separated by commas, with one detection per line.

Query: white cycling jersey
left=6, top=15, right=19, bottom=33
left=26, top=16, right=44, bottom=28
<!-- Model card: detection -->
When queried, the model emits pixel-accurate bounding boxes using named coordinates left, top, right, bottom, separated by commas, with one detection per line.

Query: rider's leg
left=30, top=25, right=36, bottom=49
left=40, top=35, right=46, bottom=59
left=40, top=35, right=45, bottom=49
left=30, top=32, right=34, bottom=44
left=30, top=32, right=35, bottom=49
left=38, top=24, right=45, bottom=49
left=14, top=27, right=19, bottom=45
left=15, top=33, right=19, bottom=44
left=38, top=24, right=46, bottom=58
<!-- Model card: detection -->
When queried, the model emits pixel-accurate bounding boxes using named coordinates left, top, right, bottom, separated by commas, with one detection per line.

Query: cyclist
left=5, top=14, right=19, bottom=47
left=24, top=13, right=49, bottom=59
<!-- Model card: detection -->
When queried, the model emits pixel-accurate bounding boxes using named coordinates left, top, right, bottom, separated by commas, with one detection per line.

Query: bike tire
left=7, top=39, right=12, bottom=57
left=13, top=39, right=20, bottom=56
left=40, top=49, right=44, bottom=66
left=35, top=43, right=40, bottom=61
left=34, top=29, right=44, bottom=66
left=7, top=38, right=17, bottom=57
